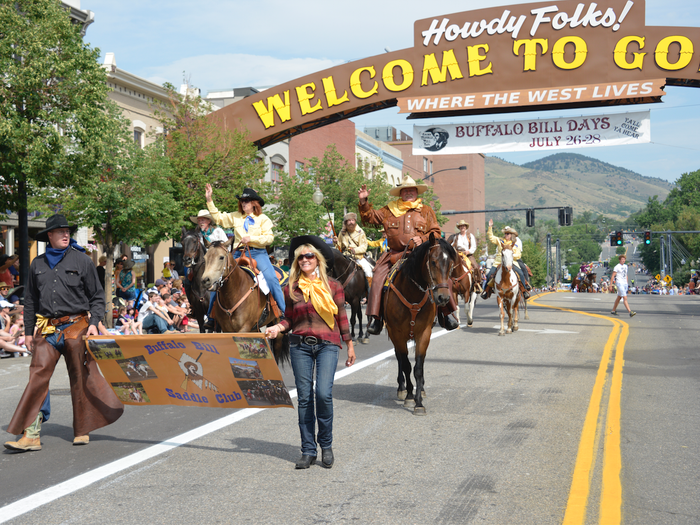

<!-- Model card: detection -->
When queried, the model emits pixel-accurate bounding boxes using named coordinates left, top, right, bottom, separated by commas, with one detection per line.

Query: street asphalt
left=1, top=289, right=698, bottom=524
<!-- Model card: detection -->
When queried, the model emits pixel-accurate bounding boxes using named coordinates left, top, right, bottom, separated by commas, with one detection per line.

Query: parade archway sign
left=212, top=0, right=700, bottom=148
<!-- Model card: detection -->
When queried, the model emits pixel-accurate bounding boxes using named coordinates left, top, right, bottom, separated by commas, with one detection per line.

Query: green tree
left=616, top=246, right=627, bottom=255
left=521, top=239, right=546, bottom=286
left=152, top=82, right=266, bottom=224
left=270, top=145, right=392, bottom=245
left=0, top=0, right=122, bottom=283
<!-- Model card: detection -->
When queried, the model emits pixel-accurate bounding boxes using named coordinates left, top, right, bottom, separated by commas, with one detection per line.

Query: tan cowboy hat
left=502, top=226, right=518, bottom=236
left=0, top=281, right=10, bottom=288
left=389, top=175, right=428, bottom=197
left=456, top=220, right=469, bottom=229
left=190, top=210, right=214, bottom=224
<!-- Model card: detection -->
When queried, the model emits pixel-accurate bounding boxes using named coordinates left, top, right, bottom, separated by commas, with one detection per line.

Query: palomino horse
left=383, top=234, right=458, bottom=415
left=330, top=249, right=369, bottom=344
left=495, top=240, right=521, bottom=336
left=181, top=227, right=209, bottom=333
left=450, top=255, right=477, bottom=327
left=200, top=238, right=289, bottom=365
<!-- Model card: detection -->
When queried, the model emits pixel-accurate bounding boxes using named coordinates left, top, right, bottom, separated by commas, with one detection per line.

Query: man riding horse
left=481, top=220, right=532, bottom=300
left=359, top=175, right=459, bottom=334
left=334, top=212, right=374, bottom=287
left=450, top=219, right=483, bottom=294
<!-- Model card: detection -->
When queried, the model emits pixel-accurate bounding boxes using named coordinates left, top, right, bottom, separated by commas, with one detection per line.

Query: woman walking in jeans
left=265, top=235, right=355, bottom=469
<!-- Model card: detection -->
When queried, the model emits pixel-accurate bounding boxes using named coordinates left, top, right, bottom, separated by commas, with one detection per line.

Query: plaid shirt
left=279, top=278, right=350, bottom=347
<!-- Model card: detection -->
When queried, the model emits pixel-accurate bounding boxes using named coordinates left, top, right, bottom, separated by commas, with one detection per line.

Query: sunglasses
left=298, top=253, right=316, bottom=261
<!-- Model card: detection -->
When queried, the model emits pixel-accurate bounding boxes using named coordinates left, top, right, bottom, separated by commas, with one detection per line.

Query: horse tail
left=272, top=333, right=290, bottom=367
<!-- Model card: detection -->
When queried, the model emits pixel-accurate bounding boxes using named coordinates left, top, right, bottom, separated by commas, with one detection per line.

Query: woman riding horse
left=448, top=219, right=482, bottom=294
left=190, top=210, right=227, bottom=330
left=481, top=220, right=531, bottom=300
left=204, top=183, right=285, bottom=325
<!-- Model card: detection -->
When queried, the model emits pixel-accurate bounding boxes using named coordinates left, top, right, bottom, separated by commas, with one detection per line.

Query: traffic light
left=615, top=230, right=623, bottom=245
left=644, top=231, right=651, bottom=245
left=610, top=234, right=616, bottom=247
left=526, top=209, right=535, bottom=227
left=558, top=206, right=573, bottom=226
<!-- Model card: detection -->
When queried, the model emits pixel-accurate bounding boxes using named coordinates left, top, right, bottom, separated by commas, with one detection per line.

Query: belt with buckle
left=289, top=334, right=333, bottom=346
left=48, top=314, right=87, bottom=327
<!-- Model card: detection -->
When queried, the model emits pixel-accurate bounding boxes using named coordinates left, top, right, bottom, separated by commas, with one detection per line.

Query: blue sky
left=83, top=0, right=700, bottom=183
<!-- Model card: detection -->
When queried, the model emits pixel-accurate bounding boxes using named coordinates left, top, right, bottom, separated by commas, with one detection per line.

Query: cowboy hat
left=288, top=235, right=334, bottom=271
left=502, top=226, right=518, bottom=236
left=0, top=255, right=19, bottom=273
left=236, top=188, right=265, bottom=207
left=0, top=281, right=11, bottom=289
left=35, top=214, right=78, bottom=243
left=456, top=220, right=470, bottom=229
left=190, top=210, right=214, bottom=224
left=389, top=175, right=428, bottom=197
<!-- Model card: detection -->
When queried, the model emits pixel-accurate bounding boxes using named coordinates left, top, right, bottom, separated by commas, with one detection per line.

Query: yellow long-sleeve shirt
left=206, top=201, right=274, bottom=249
left=488, top=226, right=521, bottom=265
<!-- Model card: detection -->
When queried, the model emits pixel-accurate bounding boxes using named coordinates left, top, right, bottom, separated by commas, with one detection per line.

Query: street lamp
left=421, top=165, right=466, bottom=182
left=312, top=186, right=324, bottom=205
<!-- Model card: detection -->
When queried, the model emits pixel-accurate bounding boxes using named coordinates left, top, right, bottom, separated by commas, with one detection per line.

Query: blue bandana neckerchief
left=243, top=215, right=255, bottom=233
left=201, top=227, right=214, bottom=243
left=45, top=238, right=86, bottom=269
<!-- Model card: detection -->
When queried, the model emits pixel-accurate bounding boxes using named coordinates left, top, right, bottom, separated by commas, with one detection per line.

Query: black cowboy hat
left=35, top=214, right=78, bottom=243
left=288, top=235, right=334, bottom=272
left=236, top=188, right=264, bottom=207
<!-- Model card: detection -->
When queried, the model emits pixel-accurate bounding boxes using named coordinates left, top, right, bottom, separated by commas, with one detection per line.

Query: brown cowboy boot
left=4, top=434, right=41, bottom=452
left=480, top=284, right=492, bottom=300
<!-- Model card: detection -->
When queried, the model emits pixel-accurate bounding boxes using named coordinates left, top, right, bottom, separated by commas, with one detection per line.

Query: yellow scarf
left=36, top=314, right=56, bottom=335
left=297, top=274, right=338, bottom=329
left=387, top=198, right=423, bottom=217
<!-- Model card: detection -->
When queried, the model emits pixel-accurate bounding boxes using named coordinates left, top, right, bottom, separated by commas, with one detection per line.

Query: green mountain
left=485, top=153, right=673, bottom=221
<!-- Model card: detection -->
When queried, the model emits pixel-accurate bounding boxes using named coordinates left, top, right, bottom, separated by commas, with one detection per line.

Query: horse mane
left=402, top=237, right=457, bottom=279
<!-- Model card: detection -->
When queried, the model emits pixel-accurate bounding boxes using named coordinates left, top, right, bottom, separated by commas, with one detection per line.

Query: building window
left=134, top=129, right=143, bottom=148
left=430, top=160, right=433, bottom=175
left=423, top=157, right=428, bottom=173
left=295, top=161, right=304, bottom=175
left=271, top=161, right=284, bottom=183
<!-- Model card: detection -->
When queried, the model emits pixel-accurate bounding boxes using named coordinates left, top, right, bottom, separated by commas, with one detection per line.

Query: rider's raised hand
left=488, top=218, right=493, bottom=227
left=205, top=183, right=213, bottom=203
left=358, top=184, right=369, bottom=202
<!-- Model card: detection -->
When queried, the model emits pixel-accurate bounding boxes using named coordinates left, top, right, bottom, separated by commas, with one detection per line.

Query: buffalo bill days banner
left=412, top=111, right=650, bottom=154
left=207, top=0, right=700, bottom=148
left=85, top=334, right=293, bottom=409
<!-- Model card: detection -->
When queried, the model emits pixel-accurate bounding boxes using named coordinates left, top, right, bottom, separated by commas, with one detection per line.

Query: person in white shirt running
left=610, top=255, right=636, bottom=317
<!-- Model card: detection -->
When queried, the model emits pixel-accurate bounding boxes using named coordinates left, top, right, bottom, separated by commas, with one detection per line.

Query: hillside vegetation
left=485, top=153, right=673, bottom=221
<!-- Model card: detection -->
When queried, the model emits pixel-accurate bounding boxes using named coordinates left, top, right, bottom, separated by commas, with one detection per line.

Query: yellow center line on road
left=529, top=294, right=627, bottom=525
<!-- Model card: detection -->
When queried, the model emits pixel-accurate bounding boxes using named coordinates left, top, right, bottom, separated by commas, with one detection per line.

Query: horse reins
left=212, top=244, right=262, bottom=324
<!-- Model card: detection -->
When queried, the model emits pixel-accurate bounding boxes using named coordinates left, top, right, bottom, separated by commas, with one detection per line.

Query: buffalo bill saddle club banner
left=412, top=110, right=650, bottom=155
left=85, top=333, right=293, bottom=409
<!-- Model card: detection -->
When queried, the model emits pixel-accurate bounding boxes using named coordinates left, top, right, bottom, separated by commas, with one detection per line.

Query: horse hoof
left=498, top=332, right=505, bottom=336
left=360, top=338, right=370, bottom=344
left=413, top=407, right=427, bottom=416
left=404, top=398, right=416, bottom=408
left=397, top=390, right=408, bottom=401
left=513, top=326, right=518, bottom=332
left=506, top=329, right=512, bottom=334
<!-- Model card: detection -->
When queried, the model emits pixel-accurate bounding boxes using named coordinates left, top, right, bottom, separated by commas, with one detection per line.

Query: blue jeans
left=235, top=248, right=286, bottom=315
left=289, top=341, right=339, bottom=456
left=142, top=314, right=174, bottom=334
left=37, top=322, right=73, bottom=424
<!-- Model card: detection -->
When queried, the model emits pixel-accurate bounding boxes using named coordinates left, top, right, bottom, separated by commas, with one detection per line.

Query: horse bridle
left=183, top=231, right=205, bottom=267
left=410, top=243, right=454, bottom=304
left=335, top=255, right=359, bottom=288
left=209, top=243, right=240, bottom=291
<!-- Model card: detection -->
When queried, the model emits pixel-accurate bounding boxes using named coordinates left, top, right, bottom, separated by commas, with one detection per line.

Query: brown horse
left=181, top=226, right=210, bottom=333
left=330, top=249, right=369, bottom=344
left=450, top=254, right=477, bottom=327
left=572, top=272, right=596, bottom=292
left=200, top=238, right=288, bottom=365
left=383, top=234, right=458, bottom=415
left=495, top=240, right=520, bottom=335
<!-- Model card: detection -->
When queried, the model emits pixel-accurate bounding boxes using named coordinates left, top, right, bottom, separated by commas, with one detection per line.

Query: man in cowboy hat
left=334, top=212, right=374, bottom=285
left=450, top=219, right=482, bottom=293
left=4, top=214, right=123, bottom=452
left=358, top=175, right=459, bottom=334
left=480, top=219, right=532, bottom=300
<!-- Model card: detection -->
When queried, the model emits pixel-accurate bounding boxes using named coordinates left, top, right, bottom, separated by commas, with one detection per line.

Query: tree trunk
left=103, top=230, right=115, bottom=328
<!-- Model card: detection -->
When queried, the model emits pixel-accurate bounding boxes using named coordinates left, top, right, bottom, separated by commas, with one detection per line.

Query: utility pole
left=555, top=238, right=561, bottom=284
left=546, top=233, right=552, bottom=286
